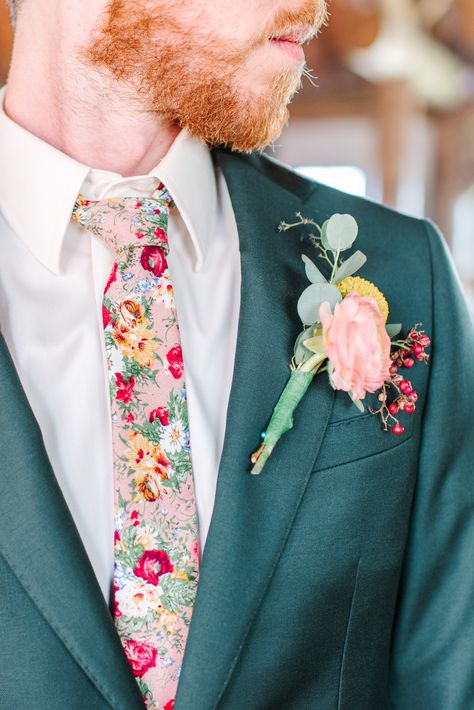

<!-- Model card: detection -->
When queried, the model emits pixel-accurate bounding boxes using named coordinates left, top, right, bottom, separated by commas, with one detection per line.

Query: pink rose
left=320, top=293, right=392, bottom=401
left=122, top=639, right=158, bottom=677
left=133, top=549, right=174, bottom=586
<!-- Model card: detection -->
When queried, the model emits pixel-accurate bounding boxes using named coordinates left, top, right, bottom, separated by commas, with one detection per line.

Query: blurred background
left=1, top=0, right=474, bottom=300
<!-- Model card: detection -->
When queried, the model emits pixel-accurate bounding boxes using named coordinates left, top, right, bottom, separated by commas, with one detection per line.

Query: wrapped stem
left=250, top=370, right=315, bottom=475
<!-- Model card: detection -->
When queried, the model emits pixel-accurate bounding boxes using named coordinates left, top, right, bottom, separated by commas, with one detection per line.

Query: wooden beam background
left=0, top=1, right=13, bottom=85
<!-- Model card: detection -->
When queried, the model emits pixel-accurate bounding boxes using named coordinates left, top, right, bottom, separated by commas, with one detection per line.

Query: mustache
left=262, top=1, right=329, bottom=45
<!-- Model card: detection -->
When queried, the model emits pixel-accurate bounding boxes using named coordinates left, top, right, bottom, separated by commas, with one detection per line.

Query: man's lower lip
left=270, top=39, right=305, bottom=62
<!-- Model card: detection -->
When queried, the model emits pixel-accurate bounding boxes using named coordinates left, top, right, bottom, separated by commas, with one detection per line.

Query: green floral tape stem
left=250, top=370, right=315, bottom=475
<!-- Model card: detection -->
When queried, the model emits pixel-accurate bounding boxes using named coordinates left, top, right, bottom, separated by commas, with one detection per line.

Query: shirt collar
left=151, top=128, right=216, bottom=272
left=0, top=87, right=90, bottom=274
left=0, top=86, right=217, bottom=274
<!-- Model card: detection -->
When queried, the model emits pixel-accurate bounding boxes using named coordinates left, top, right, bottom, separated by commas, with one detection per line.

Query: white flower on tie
left=115, top=579, right=161, bottom=618
left=161, top=421, right=187, bottom=454
left=154, top=270, right=174, bottom=309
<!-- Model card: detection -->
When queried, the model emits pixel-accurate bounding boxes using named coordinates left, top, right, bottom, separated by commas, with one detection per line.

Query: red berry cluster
left=371, top=325, right=431, bottom=435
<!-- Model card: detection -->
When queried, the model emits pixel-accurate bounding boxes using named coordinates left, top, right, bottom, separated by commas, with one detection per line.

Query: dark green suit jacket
left=0, top=149, right=473, bottom=709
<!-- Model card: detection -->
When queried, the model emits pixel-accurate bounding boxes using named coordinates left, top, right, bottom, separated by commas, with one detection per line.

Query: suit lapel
left=175, top=151, right=335, bottom=709
left=0, top=336, right=144, bottom=709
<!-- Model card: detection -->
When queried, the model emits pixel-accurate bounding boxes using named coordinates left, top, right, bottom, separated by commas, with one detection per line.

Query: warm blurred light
left=296, top=165, right=368, bottom=197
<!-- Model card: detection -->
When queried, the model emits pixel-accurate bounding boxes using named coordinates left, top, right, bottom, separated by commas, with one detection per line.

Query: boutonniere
left=250, top=212, right=430, bottom=475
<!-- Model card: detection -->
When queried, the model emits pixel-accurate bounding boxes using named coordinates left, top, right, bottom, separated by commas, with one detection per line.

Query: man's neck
left=5, top=9, right=180, bottom=177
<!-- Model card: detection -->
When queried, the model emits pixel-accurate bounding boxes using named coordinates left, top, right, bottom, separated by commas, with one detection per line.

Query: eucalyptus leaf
left=301, top=254, right=327, bottom=284
left=297, top=282, right=342, bottom=326
left=294, top=326, right=314, bottom=365
left=386, top=323, right=402, bottom=338
left=333, top=250, right=367, bottom=283
left=325, top=214, right=359, bottom=252
left=320, top=219, right=331, bottom=250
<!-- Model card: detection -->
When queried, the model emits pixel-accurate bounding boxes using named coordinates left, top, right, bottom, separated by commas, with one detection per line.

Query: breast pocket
left=312, top=408, right=415, bottom=473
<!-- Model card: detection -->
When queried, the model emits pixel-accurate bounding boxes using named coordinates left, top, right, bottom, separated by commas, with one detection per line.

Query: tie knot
left=72, top=184, right=174, bottom=255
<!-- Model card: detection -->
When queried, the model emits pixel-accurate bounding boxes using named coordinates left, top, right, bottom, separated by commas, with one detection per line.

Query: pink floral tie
left=72, top=184, right=200, bottom=710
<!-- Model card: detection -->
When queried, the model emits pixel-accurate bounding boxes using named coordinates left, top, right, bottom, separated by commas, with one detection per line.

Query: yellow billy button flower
left=337, top=276, right=389, bottom=322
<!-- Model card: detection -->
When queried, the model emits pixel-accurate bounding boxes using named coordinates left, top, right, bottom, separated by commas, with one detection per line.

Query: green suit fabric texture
left=0, top=148, right=473, bottom=710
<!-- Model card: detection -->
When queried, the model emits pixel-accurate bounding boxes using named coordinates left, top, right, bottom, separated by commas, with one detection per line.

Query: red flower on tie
left=122, top=639, right=158, bottom=677
left=105, top=261, right=118, bottom=294
left=154, top=227, right=167, bottom=242
left=113, top=582, right=122, bottom=617
left=164, top=701, right=175, bottom=710
left=133, top=550, right=174, bottom=586
left=102, top=305, right=112, bottom=330
left=115, top=373, right=136, bottom=405
left=141, top=245, right=167, bottom=278
left=149, top=407, right=169, bottom=426
left=166, top=346, right=184, bottom=379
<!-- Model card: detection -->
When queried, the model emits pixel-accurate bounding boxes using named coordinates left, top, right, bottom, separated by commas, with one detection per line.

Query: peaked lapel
left=0, top=336, right=144, bottom=709
left=175, top=151, right=335, bottom=709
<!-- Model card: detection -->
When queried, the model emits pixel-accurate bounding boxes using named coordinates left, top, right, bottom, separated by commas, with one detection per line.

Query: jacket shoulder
left=223, top=150, right=427, bottom=235
left=215, top=148, right=445, bottom=265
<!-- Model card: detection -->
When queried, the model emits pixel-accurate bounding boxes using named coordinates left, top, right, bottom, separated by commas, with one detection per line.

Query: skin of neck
left=5, top=0, right=181, bottom=176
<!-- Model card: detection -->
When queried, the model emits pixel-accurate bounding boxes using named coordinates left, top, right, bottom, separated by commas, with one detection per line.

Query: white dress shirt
left=0, top=86, right=241, bottom=601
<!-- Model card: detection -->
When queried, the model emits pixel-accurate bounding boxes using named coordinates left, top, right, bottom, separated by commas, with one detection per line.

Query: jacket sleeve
left=388, top=220, right=474, bottom=708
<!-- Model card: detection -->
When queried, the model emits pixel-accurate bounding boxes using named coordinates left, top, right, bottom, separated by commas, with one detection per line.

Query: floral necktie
left=72, top=184, right=199, bottom=710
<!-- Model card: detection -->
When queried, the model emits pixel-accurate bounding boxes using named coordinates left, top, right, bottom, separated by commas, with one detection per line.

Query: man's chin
left=179, top=75, right=301, bottom=153
left=182, top=104, right=289, bottom=154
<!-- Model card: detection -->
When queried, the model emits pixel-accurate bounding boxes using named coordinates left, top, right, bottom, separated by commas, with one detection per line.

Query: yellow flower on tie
left=113, top=323, right=158, bottom=368
left=135, top=526, right=158, bottom=550
left=159, top=611, right=179, bottom=635
left=125, top=433, right=170, bottom=501
left=119, top=299, right=147, bottom=328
